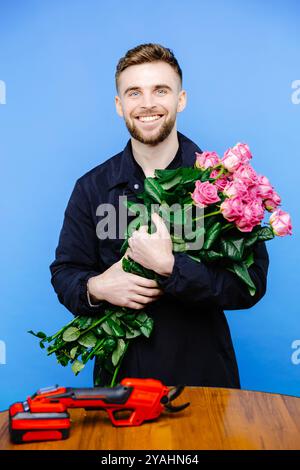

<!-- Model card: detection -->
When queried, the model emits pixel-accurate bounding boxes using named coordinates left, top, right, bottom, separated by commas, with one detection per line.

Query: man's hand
left=127, top=212, right=175, bottom=276
left=87, top=249, right=164, bottom=310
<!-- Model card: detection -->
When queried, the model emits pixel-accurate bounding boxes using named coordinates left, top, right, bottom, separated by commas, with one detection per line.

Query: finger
left=151, top=212, right=170, bottom=237
left=123, top=246, right=131, bottom=257
left=132, top=294, right=154, bottom=305
left=131, top=230, right=139, bottom=238
left=126, top=247, right=134, bottom=258
left=127, top=301, right=146, bottom=310
left=134, top=286, right=163, bottom=297
left=129, top=274, right=160, bottom=288
left=138, top=225, right=148, bottom=234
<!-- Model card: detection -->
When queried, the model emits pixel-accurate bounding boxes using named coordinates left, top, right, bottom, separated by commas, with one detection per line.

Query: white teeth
left=138, top=115, right=162, bottom=122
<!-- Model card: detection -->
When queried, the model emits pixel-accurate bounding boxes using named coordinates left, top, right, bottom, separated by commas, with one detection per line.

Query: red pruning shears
left=9, top=377, right=190, bottom=443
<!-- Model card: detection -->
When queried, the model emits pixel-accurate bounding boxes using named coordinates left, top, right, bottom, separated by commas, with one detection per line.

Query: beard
left=124, top=112, right=176, bottom=147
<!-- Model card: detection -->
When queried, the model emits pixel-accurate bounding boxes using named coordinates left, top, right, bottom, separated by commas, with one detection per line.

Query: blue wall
left=1, top=0, right=299, bottom=410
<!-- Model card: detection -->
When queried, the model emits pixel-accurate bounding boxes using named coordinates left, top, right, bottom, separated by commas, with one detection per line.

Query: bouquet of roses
left=29, top=142, right=292, bottom=387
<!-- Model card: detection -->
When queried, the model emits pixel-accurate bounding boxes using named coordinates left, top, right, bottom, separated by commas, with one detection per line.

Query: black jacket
left=49, top=131, right=269, bottom=388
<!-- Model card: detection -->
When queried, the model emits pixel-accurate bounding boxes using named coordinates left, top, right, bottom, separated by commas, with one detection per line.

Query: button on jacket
left=49, top=131, right=269, bottom=388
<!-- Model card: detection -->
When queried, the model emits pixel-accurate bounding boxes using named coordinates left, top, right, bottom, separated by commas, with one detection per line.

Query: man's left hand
left=127, top=212, right=175, bottom=277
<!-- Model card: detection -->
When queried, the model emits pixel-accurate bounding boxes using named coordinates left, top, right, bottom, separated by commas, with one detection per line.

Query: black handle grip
left=50, top=385, right=133, bottom=404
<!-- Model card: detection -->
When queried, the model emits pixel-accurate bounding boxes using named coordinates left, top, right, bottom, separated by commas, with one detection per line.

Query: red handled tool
left=9, top=377, right=190, bottom=443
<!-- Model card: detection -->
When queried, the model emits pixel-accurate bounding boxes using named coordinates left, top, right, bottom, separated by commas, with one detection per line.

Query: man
left=50, top=43, right=269, bottom=388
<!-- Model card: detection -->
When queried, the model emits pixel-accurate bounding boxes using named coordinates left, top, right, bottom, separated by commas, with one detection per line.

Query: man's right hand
left=87, top=251, right=164, bottom=310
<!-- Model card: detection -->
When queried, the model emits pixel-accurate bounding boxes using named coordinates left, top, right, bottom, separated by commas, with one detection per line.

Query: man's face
left=115, top=61, right=187, bottom=146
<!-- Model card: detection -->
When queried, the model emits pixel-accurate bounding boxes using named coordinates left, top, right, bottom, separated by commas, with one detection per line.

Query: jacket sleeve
left=49, top=179, right=105, bottom=316
left=157, top=241, right=269, bottom=310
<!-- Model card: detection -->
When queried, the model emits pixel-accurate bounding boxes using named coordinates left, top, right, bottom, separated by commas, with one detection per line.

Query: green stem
left=50, top=317, right=77, bottom=341
left=221, top=222, right=234, bottom=232
left=110, top=341, right=130, bottom=387
left=84, top=338, right=106, bottom=363
left=212, top=167, right=225, bottom=181
left=47, top=311, right=114, bottom=356
left=78, top=310, right=114, bottom=337
left=194, top=209, right=221, bottom=221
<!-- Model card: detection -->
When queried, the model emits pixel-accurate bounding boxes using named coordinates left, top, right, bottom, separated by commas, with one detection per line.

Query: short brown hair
left=115, top=43, right=182, bottom=93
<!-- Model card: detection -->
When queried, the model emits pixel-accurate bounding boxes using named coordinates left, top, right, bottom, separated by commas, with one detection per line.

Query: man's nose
left=140, top=91, right=156, bottom=108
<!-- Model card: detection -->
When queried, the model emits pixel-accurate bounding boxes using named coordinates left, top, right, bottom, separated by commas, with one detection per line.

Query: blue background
left=0, top=0, right=299, bottom=410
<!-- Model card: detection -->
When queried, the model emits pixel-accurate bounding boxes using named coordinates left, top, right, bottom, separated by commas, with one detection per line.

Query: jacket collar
left=108, top=130, right=202, bottom=190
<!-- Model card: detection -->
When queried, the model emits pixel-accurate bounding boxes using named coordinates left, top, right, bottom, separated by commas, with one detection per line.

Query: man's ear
left=177, top=89, right=187, bottom=113
left=115, top=95, right=124, bottom=117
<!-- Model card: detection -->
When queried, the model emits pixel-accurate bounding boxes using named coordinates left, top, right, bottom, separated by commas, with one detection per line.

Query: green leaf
left=220, top=237, right=245, bottom=261
left=244, top=231, right=259, bottom=248
left=103, top=337, right=117, bottom=353
left=95, top=325, right=104, bottom=336
left=56, top=352, right=69, bottom=367
left=244, top=251, right=254, bottom=268
left=101, top=322, right=113, bottom=336
left=28, top=330, right=47, bottom=339
left=95, top=349, right=106, bottom=360
left=62, top=327, right=81, bottom=342
left=203, top=222, right=222, bottom=250
left=107, top=318, right=125, bottom=338
left=70, top=346, right=78, bottom=359
left=78, top=332, right=97, bottom=348
left=112, top=339, right=126, bottom=367
left=160, top=173, right=182, bottom=190
left=71, top=359, right=85, bottom=375
left=257, top=226, right=275, bottom=242
left=200, top=167, right=213, bottom=181
left=136, top=312, right=148, bottom=324
left=125, top=328, right=141, bottom=339
left=140, top=317, right=154, bottom=338
left=144, top=178, right=164, bottom=204
left=74, top=316, right=93, bottom=330
left=154, top=168, right=182, bottom=182
left=180, top=168, right=202, bottom=184
left=229, top=263, right=256, bottom=296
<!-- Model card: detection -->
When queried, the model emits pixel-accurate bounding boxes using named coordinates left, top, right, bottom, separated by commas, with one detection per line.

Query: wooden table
left=1, top=387, right=300, bottom=450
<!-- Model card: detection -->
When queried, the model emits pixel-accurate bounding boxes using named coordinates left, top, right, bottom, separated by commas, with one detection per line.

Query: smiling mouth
left=135, top=114, right=164, bottom=124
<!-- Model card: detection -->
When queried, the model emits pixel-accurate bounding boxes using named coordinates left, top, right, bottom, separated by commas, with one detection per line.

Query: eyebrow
left=123, top=84, right=173, bottom=96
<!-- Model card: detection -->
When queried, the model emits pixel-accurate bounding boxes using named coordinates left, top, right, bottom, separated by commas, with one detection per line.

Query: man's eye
left=129, top=91, right=139, bottom=97
left=157, top=89, right=167, bottom=95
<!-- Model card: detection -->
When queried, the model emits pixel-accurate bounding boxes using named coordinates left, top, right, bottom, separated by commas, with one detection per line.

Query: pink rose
left=220, top=196, right=244, bottom=222
left=210, top=169, right=229, bottom=191
left=192, top=180, right=221, bottom=207
left=233, top=164, right=258, bottom=186
left=269, top=209, right=292, bottom=236
left=257, top=175, right=274, bottom=199
left=246, top=184, right=259, bottom=201
left=221, top=198, right=264, bottom=232
left=235, top=216, right=255, bottom=232
left=264, top=190, right=281, bottom=212
left=223, top=179, right=249, bottom=199
left=195, top=151, right=220, bottom=169
left=236, top=142, right=252, bottom=161
left=221, top=142, right=252, bottom=172
left=235, top=200, right=264, bottom=232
